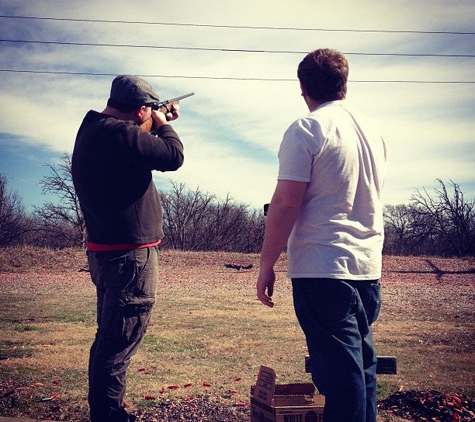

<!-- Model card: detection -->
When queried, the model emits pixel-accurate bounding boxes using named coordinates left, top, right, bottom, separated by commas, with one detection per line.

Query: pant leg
left=292, top=278, right=381, bottom=422
left=346, top=280, right=381, bottom=422
left=87, top=247, right=158, bottom=422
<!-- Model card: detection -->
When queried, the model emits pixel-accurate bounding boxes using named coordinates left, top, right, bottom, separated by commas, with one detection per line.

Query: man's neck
left=306, top=97, right=345, bottom=112
left=101, top=106, right=135, bottom=121
left=306, top=99, right=322, bottom=112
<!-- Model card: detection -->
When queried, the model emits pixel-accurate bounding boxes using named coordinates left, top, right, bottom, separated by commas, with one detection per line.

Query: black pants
left=87, top=247, right=158, bottom=422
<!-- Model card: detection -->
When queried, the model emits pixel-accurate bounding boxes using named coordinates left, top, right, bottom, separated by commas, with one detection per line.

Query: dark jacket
left=72, top=111, right=184, bottom=245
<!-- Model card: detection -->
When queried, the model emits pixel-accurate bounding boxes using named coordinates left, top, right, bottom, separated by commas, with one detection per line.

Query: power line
left=0, top=69, right=292, bottom=81
left=1, top=68, right=474, bottom=84
left=1, top=39, right=474, bottom=58
left=1, top=14, right=474, bottom=35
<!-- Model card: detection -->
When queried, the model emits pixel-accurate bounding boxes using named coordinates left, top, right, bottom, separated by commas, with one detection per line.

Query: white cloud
left=0, top=0, right=474, bottom=211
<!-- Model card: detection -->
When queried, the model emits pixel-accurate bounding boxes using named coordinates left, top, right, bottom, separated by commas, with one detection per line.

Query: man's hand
left=152, top=103, right=180, bottom=129
left=162, top=102, right=180, bottom=122
left=256, top=267, right=276, bottom=307
left=255, top=181, right=307, bottom=308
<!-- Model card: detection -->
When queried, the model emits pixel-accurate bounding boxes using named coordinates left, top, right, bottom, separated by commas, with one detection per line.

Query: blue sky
left=0, top=0, right=474, bottom=212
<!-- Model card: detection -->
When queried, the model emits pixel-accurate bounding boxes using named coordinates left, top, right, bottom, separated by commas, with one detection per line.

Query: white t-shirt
left=278, top=100, right=387, bottom=280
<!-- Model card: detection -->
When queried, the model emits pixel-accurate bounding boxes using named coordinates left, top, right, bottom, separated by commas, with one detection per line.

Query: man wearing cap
left=72, top=75, right=184, bottom=422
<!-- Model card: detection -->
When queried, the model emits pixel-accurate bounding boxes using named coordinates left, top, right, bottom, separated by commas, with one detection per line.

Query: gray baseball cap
left=109, top=75, right=160, bottom=107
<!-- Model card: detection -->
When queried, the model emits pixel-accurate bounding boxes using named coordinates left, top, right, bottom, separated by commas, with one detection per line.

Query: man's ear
left=136, top=106, right=145, bottom=119
left=300, top=82, right=307, bottom=97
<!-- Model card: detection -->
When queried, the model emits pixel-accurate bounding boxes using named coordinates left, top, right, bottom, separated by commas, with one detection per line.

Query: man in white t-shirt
left=256, top=49, right=387, bottom=422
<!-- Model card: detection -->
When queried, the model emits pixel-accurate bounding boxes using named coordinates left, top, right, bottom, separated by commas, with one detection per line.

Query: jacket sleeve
left=120, top=123, right=184, bottom=172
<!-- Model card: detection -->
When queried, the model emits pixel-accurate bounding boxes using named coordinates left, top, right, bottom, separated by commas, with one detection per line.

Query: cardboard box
left=250, top=366, right=325, bottom=422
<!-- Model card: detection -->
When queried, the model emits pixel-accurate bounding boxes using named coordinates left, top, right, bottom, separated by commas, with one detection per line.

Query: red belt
left=87, top=239, right=161, bottom=251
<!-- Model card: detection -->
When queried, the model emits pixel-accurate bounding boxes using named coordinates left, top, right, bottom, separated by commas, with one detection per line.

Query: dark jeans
left=87, top=247, right=158, bottom=422
left=292, top=278, right=381, bottom=422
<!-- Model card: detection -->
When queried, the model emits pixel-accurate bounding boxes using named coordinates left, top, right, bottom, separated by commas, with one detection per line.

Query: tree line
left=1, top=154, right=474, bottom=256
left=0, top=154, right=265, bottom=253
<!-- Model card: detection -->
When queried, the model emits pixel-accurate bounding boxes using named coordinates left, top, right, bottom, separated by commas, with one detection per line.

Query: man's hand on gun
left=161, top=102, right=181, bottom=122
left=140, top=92, right=194, bottom=132
left=152, top=102, right=180, bottom=128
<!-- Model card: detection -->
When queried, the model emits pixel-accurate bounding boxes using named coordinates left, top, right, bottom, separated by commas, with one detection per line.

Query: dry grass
left=0, top=247, right=474, bottom=421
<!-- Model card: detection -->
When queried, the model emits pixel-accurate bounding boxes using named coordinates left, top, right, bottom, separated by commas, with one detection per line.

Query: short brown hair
left=297, top=49, right=348, bottom=101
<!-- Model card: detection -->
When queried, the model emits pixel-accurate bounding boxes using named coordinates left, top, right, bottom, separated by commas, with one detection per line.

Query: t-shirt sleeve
left=277, top=118, right=323, bottom=182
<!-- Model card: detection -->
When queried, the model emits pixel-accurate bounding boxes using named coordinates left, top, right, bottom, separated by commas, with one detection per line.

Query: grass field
left=0, top=247, right=474, bottom=421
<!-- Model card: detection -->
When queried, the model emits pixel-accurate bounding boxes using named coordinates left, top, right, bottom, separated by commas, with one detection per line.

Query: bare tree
left=160, top=181, right=265, bottom=252
left=383, top=203, right=436, bottom=255
left=410, top=179, right=475, bottom=256
left=33, top=153, right=85, bottom=248
left=200, top=194, right=250, bottom=251
left=383, top=204, right=413, bottom=255
left=237, top=206, right=266, bottom=253
left=0, top=174, right=29, bottom=246
left=161, top=182, right=215, bottom=250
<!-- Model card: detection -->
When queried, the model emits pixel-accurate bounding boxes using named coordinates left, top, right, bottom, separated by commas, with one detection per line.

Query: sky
left=0, top=0, right=474, bottom=213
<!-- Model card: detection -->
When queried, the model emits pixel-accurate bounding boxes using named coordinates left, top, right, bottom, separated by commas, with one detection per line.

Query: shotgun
left=140, top=92, right=194, bottom=132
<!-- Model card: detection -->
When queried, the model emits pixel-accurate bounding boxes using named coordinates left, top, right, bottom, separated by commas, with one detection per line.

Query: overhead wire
left=1, top=14, right=474, bottom=35
left=1, top=68, right=473, bottom=84
left=1, top=38, right=474, bottom=58
left=0, top=14, right=474, bottom=83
